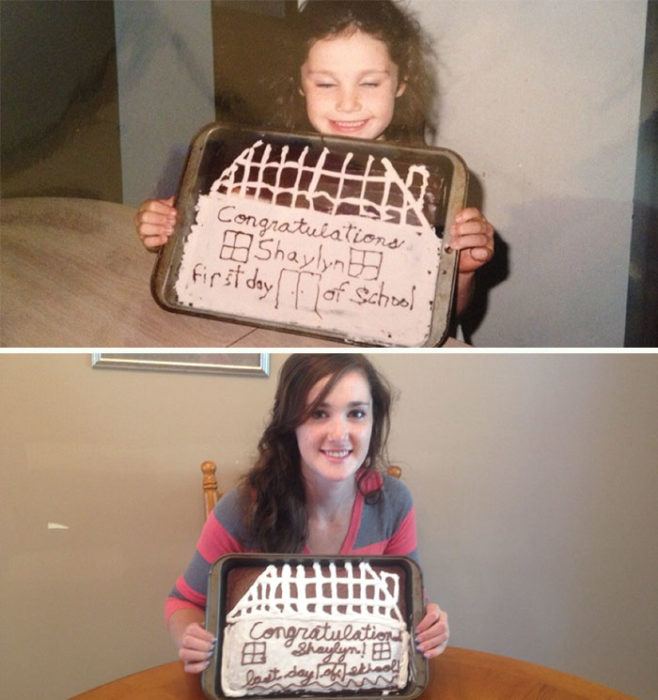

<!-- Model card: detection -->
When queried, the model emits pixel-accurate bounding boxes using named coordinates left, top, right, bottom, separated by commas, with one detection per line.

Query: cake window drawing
left=219, top=561, right=411, bottom=696
left=204, top=140, right=436, bottom=225
left=173, top=138, right=445, bottom=346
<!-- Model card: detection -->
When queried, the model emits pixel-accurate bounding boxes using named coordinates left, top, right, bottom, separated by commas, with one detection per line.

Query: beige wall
left=1, top=352, right=656, bottom=699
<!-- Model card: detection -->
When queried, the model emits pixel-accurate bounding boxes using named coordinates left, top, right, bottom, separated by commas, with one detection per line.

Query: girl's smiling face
left=300, top=29, right=406, bottom=141
left=295, top=370, right=374, bottom=486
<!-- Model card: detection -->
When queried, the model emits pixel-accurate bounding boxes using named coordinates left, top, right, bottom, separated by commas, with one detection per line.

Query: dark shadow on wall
left=625, top=0, right=658, bottom=347
left=0, top=0, right=122, bottom=201
left=459, top=232, right=510, bottom=345
left=625, top=110, right=658, bottom=347
left=211, top=1, right=297, bottom=127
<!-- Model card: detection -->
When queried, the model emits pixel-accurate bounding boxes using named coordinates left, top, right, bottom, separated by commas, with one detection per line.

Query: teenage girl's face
left=300, top=29, right=406, bottom=141
left=295, top=370, right=374, bottom=486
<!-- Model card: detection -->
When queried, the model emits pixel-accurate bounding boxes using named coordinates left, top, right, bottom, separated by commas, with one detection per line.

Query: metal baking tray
left=202, top=554, right=429, bottom=700
left=151, top=122, right=467, bottom=347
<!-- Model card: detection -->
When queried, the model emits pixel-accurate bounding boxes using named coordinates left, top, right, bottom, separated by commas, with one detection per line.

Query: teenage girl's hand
left=178, top=622, right=217, bottom=674
left=134, top=196, right=177, bottom=250
left=415, top=603, right=449, bottom=658
left=450, top=207, right=495, bottom=274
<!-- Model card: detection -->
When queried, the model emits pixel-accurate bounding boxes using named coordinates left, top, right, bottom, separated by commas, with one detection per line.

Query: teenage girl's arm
left=168, top=608, right=216, bottom=673
left=450, top=207, right=495, bottom=315
left=165, top=488, right=248, bottom=674
left=415, top=603, right=450, bottom=658
left=382, top=480, right=450, bottom=659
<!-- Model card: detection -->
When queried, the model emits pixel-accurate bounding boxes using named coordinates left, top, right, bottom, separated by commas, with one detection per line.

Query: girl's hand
left=178, top=622, right=217, bottom=674
left=449, top=207, right=494, bottom=274
left=415, top=603, right=449, bottom=658
left=134, top=196, right=177, bottom=250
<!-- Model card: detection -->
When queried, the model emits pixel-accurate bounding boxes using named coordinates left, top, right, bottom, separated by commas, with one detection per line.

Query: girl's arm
left=165, top=489, right=247, bottom=673
left=455, top=270, right=476, bottom=317
left=450, top=207, right=495, bottom=315
left=380, top=479, right=450, bottom=657
left=134, top=196, right=177, bottom=249
left=167, top=608, right=216, bottom=673
left=415, top=603, right=450, bottom=658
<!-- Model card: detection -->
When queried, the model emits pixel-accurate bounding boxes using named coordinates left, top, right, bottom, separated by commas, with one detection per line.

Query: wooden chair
left=201, top=460, right=402, bottom=519
left=201, top=460, right=222, bottom=519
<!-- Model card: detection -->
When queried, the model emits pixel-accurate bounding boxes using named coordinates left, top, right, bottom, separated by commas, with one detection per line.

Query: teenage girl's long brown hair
left=240, top=354, right=393, bottom=552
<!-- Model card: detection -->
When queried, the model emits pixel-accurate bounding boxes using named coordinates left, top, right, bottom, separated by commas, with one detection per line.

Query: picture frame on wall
left=91, top=353, right=269, bottom=377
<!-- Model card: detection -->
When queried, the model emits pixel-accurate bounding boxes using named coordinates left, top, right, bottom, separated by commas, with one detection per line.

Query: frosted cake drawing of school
left=219, top=561, right=411, bottom=697
left=172, top=136, right=452, bottom=346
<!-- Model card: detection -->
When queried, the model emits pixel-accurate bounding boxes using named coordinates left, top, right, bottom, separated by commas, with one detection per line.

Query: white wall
left=1, top=352, right=656, bottom=699
left=113, top=0, right=216, bottom=203
left=113, top=0, right=647, bottom=347
left=414, top=0, right=647, bottom=346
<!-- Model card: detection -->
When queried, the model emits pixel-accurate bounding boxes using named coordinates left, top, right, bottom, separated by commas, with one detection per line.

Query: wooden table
left=68, top=647, right=635, bottom=700
left=1, top=197, right=467, bottom=348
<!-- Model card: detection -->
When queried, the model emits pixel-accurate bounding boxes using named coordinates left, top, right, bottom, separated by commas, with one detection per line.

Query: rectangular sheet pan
left=152, top=123, right=467, bottom=347
left=202, top=554, right=429, bottom=700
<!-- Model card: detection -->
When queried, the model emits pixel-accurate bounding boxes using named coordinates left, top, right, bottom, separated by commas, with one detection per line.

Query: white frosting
left=220, top=562, right=410, bottom=696
left=175, top=141, right=441, bottom=346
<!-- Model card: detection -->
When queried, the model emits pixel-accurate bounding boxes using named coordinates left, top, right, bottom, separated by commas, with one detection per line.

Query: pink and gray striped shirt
left=165, top=470, right=418, bottom=623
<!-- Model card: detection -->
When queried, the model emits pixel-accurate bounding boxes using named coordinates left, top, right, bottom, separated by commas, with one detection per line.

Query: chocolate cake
left=219, top=561, right=411, bottom=697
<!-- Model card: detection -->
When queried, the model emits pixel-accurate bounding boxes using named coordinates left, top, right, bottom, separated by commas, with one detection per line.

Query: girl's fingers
left=420, top=637, right=449, bottom=659
left=179, top=646, right=213, bottom=674
left=136, top=197, right=176, bottom=217
left=454, top=206, right=482, bottom=223
left=138, top=230, right=172, bottom=249
left=184, top=660, right=209, bottom=673
left=450, top=231, right=493, bottom=251
left=135, top=211, right=176, bottom=232
left=134, top=199, right=177, bottom=247
left=134, top=205, right=177, bottom=248
left=137, top=207, right=175, bottom=224
left=415, top=605, right=449, bottom=658
left=181, top=635, right=213, bottom=653
left=179, top=624, right=217, bottom=673
left=138, top=221, right=173, bottom=238
left=180, top=646, right=212, bottom=662
left=449, top=211, right=494, bottom=270
left=469, top=246, right=493, bottom=261
left=415, top=603, right=440, bottom=633
left=450, top=233, right=494, bottom=266
left=182, top=623, right=216, bottom=646
left=451, top=217, right=492, bottom=240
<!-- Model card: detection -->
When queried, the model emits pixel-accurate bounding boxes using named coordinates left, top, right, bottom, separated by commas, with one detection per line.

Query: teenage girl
left=135, top=0, right=495, bottom=315
left=167, top=354, right=450, bottom=673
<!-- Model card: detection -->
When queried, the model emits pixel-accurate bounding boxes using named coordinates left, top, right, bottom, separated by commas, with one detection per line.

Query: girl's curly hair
left=265, top=0, right=437, bottom=144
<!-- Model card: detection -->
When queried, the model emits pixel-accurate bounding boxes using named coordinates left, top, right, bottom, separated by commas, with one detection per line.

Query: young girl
left=135, top=0, right=494, bottom=316
left=167, top=353, right=450, bottom=674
